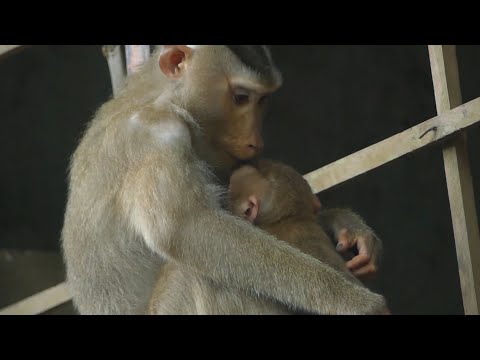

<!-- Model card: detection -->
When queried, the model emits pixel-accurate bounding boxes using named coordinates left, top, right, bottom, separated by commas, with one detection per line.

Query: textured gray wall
left=1, top=45, right=479, bottom=314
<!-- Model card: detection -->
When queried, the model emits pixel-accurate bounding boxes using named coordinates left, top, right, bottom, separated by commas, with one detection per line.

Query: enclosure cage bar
left=428, top=45, right=480, bottom=314
left=0, top=45, right=23, bottom=58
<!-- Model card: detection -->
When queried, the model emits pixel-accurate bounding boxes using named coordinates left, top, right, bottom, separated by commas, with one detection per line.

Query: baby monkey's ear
left=241, top=195, right=260, bottom=224
left=312, top=195, right=322, bottom=214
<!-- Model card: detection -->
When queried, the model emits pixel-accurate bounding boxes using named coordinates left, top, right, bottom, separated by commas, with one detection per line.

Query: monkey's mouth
left=231, top=158, right=255, bottom=173
left=221, top=148, right=245, bottom=163
left=211, top=140, right=259, bottom=168
left=226, top=151, right=261, bottom=170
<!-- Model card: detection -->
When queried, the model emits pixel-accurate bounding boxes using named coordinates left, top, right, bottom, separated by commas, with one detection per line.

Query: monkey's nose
left=247, top=137, right=264, bottom=155
left=235, top=144, right=262, bottom=160
left=246, top=143, right=263, bottom=157
left=247, top=143, right=262, bottom=151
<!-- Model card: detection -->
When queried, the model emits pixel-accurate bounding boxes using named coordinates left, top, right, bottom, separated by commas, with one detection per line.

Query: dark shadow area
left=0, top=45, right=111, bottom=250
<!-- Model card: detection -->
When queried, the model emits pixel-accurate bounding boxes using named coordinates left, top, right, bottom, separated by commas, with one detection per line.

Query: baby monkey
left=149, top=160, right=383, bottom=314
left=228, top=159, right=361, bottom=285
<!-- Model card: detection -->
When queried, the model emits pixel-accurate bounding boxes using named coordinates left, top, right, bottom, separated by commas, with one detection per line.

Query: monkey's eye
left=233, top=91, right=250, bottom=106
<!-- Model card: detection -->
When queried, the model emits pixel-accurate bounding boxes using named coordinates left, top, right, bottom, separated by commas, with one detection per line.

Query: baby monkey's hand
left=335, top=228, right=382, bottom=281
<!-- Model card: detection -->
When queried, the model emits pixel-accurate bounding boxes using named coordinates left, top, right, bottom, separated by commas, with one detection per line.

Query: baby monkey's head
left=228, top=159, right=322, bottom=225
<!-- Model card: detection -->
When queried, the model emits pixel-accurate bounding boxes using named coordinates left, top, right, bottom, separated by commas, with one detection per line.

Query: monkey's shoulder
left=124, top=104, right=194, bottom=151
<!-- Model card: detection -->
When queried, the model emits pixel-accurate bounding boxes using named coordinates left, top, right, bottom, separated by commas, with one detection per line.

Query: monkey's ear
left=312, top=195, right=322, bottom=214
left=159, top=45, right=194, bottom=79
left=242, top=195, right=259, bottom=224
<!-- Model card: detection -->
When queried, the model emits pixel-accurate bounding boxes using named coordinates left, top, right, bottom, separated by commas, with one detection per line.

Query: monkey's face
left=192, top=71, right=279, bottom=170
left=228, top=160, right=321, bottom=225
left=160, top=45, right=281, bottom=171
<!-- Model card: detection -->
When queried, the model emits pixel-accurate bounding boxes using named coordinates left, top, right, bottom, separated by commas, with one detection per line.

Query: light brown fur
left=244, top=160, right=363, bottom=283
left=62, top=45, right=386, bottom=315
left=149, top=160, right=379, bottom=315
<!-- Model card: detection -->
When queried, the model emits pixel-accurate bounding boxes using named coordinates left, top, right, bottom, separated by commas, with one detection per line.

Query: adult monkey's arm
left=122, top=142, right=387, bottom=315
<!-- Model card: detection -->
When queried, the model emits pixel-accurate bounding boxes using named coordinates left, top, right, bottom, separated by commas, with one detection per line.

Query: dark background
left=1, top=45, right=479, bottom=314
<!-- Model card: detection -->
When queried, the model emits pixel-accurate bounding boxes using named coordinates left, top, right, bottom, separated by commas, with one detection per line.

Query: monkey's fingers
left=335, top=229, right=356, bottom=253
left=351, top=263, right=377, bottom=279
left=346, top=254, right=371, bottom=271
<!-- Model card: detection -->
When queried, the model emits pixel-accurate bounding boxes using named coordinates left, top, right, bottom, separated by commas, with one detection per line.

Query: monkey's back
left=61, top=65, right=170, bottom=314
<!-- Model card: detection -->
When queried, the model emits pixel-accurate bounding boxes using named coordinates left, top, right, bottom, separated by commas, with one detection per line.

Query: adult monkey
left=62, top=45, right=385, bottom=315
